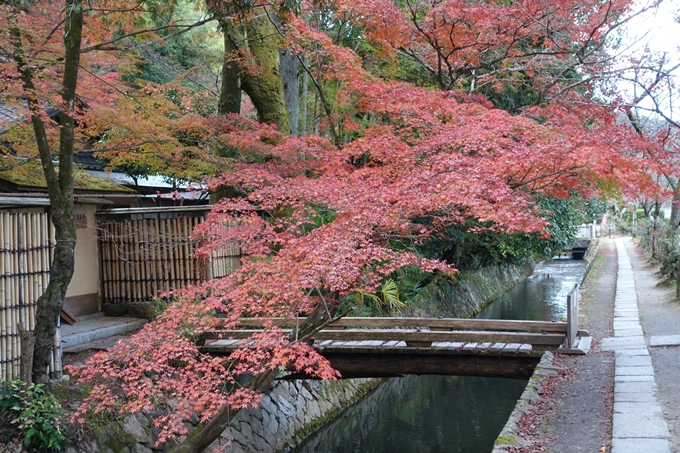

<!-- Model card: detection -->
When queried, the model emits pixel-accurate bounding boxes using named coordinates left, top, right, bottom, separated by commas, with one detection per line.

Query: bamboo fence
left=98, top=211, right=241, bottom=304
left=0, top=208, right=60, bottom=381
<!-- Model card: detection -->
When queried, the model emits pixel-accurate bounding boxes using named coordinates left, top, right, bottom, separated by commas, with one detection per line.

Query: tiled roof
left=0, top=103, right=60, bottom=134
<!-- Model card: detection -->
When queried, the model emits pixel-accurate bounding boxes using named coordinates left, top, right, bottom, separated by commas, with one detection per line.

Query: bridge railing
left=220, top=317, right=569, bottom=332
left=198, top=317, right=572, bottom=353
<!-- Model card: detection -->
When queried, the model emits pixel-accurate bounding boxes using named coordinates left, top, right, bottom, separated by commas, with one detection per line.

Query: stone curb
left=581, top=238, right=601, bottom=285
left=491, top=351, right=558, bottom=452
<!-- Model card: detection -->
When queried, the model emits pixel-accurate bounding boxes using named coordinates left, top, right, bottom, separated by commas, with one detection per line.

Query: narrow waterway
left=291, top=258, right=589, bottom=453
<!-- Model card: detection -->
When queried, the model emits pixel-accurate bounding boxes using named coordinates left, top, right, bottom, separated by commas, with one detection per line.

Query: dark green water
left=291, top=258, right=588, bottom=453
left=477, top=258, right=588, bottom=322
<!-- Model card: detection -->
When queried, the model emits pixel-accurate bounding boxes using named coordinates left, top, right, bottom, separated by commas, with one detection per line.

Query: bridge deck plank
left=201, top=329, right=564, bottom=346
left=201, top=340, right=539, bottom=357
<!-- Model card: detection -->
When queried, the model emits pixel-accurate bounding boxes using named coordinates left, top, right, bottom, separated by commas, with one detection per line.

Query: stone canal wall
left=408, top=262, right=534, bottom=318
left=492, top=351, right=560, bottom=452
left=69, top=378, right=380, bottom=453
left=222, top=378, right=380, bottom=452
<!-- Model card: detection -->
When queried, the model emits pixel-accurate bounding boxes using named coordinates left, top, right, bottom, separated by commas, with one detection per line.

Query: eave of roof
left=0, top=161, right=136, bottom=194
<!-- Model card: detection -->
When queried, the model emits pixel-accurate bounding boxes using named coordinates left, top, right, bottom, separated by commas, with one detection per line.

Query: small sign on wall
left=74, top=205, right=88, bottom=229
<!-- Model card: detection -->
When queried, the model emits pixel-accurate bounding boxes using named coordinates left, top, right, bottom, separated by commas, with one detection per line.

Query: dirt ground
left=537, top=239, right=616, bottom=453
left=520, top=237, right=680, bottom=453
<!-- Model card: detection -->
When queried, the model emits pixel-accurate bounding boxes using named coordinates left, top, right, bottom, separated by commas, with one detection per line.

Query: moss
left=93, top=422, right=137, bottom=453
left=0, top=161, right=135, bottom=193
left=494, top=434, right=517, bottom=446
left=52, top=381, right=92, bottom=403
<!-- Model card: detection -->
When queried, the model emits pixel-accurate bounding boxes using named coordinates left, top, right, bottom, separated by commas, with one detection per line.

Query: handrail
left=211, top=317, right=569, bottom=333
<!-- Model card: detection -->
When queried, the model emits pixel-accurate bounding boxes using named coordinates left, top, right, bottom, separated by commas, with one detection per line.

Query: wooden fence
left=98, top=208, right=241, bottom=304
left=0, top=208, right=61, bottom=381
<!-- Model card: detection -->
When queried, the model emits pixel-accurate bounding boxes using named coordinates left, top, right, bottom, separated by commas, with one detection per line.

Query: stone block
left=615, top=375, right=655, bottom=382
left=615, top=349, right=650, bottom=357
left=252, top=433, right=270, bottom=452
left=613, top=412, right=670, bottom=438
left=131, top=445, right=153, bottom=453
left=230, top=428, right=249, bottom=447
left=615, top=392, right=657, bottom=403
left=602, top=337, right=647, bottom=351
left=121, top=415, right=149, bottom=444
left=614, top=329, right=644, bottom=337
left=240, top=421, right=253, bottom=439
left=614, top=401, right=664, bottom=416
left=650, top=335, right=680, bottom=347
left=616, top=355, right=652, bottom=367
left=615, top=366, right=654, bottom=376
left=616, top=381, right=657, bottom=394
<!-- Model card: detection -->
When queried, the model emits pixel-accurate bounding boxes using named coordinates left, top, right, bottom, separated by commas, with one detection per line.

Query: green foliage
left=0, top=380, right=68, bottom=452
left=344, top=278, right=409, bottom=316
left=639, top=219, right=680, bottom=279
left=578, top=198, right=608, bottom=223
left=413, top=194, right=594, bottom=271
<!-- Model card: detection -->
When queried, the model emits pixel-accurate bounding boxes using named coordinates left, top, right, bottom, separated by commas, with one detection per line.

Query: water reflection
left=290, top=258, right=588, bottom=453
left=291, top=375, right=526, bottom=453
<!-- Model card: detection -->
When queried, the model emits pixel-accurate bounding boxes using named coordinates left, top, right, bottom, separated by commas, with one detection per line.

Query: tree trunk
left=218, top=20, right=242, bottom=116
left=237, top=10, right=290, bottom=134
left=8, top=0, right=82, bottom=383
left=300, top=55, right=308, bottom=137
left=18, top=323, right=34, bottom=383
left=671, top=183, right=680, bottom=228
left=32, top=208, right=76, bottom=382
left=279, top=48, right=300, bottom=136
left=676, top=257, right=680, bottom=299
left=271, top=10, right=300, bottom=137
left=167, top=368, right=279, bottom=453
left=651, top=202, right=660, bottom=260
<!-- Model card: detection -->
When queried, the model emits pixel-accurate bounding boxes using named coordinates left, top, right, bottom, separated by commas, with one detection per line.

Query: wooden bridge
left=198, top=286, right=591, bottom=380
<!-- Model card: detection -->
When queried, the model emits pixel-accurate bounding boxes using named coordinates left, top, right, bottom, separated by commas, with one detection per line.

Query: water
left=291, top=258, right=589, bottom=453
left=478, top=258, right=589, bottom=322
left=292, top=375, right=526, bottom=453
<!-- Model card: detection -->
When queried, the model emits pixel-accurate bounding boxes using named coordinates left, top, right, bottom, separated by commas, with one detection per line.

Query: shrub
left=0, top=380, right=68, bottom=452
left=639, top=219, right=680, bottom=279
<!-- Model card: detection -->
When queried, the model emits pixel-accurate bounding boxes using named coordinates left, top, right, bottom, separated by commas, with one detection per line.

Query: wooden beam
left=224, top=317, right=568, bottom=333
left=286, top=353, right=540, bottom=380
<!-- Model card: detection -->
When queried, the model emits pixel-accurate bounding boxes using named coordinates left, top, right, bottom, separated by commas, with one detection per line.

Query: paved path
left=601, top=239, right=671, bottom=453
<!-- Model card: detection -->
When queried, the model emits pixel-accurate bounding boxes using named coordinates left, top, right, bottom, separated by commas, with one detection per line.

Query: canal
left=291, top=258, right=589, bottom=453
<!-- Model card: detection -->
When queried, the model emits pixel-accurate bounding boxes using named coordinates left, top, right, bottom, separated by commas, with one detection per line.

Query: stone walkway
left=601, top=239, right=671, bottom=453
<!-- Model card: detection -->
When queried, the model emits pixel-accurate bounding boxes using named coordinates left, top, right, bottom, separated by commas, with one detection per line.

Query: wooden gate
left=97, top=207, right=241, bottom=304
left=0, top=208, right=61, bottom=381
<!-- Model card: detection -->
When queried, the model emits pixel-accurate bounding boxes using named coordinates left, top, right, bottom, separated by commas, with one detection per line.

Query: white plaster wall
left=65, top=204, right=99, bottom=299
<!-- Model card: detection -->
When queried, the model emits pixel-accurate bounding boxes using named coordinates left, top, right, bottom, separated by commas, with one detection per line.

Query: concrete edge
left=581, top=238, right=602, bottom=286
left=61, top=319, right=147, bottom=349
left=491, top=351, right=558, bottom=452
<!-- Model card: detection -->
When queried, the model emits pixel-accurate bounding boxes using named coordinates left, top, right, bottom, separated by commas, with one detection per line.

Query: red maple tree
left=11, top=0, right=670, bottom=451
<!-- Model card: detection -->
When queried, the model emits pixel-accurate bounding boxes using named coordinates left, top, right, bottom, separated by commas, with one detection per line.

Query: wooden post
left=566, top=284, right=579, bottom=348
left=0, top=211, right=7, bottom=380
